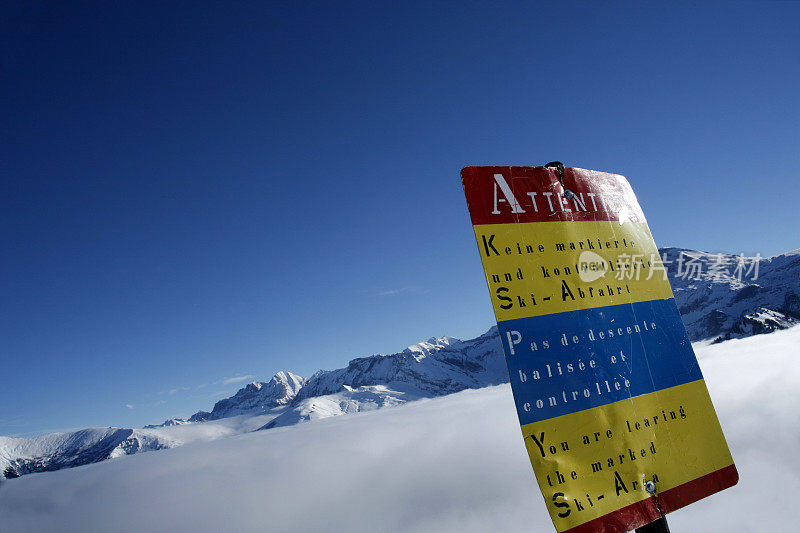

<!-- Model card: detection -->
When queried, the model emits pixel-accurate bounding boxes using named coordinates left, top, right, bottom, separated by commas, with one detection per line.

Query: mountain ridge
left=3, top=246, right=798, bottom=479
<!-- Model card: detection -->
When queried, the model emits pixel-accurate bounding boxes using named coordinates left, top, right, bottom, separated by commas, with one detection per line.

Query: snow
left=0, top=412, right=287, bottom=476
left=260, top=383, right=426, bottom=429
left=1, top=326, right=799, bottom=532
left=662, top=247, right=800, bottom=341
left=294, top=326, right=506, bottom=402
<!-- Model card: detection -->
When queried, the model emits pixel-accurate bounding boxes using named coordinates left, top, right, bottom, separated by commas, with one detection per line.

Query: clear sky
left=2, top=1, right=798, bottom=436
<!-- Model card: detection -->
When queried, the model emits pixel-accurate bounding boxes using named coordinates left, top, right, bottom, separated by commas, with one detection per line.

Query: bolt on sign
left=461, top=166, right=738, bottom=533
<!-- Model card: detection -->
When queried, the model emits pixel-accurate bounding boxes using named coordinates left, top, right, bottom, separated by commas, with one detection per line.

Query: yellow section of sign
left=520, top=379, right=734, bottom=531
left=472, top=221, right=674, bottom=321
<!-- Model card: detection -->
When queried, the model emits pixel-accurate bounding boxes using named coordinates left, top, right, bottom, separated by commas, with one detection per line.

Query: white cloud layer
left=1, top=327, right=799, bottom=532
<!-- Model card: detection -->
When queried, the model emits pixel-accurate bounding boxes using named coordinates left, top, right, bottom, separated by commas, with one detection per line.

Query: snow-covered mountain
left=145, top=371, right=305, bottom=427
left=0, top=428, right=165, bottom=478
left=263, top=329, right=505, bottom=430
left=2, top=247, right=797, bottom=480
left=0, top=411, right=288, bottom=480
left=0, top=373, right=305, bottom=479
left=663, top=247, right=800, bottom=341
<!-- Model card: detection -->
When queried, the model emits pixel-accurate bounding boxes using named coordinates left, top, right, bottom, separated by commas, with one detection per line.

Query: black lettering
left=496, top=287, right=512, bottom=309
left=482, top=234, right=499, bottom=256
left=614, top=471, right=629, bottom=496
left=552, top=493, right=571, bottom=518
left=530, top=431, right=546, bottom=458
left=561, top=280, right=575, bottom=301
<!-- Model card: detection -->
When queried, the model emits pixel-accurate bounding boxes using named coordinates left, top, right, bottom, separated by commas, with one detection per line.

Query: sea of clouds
left=1, top=326, right=798, bottom=532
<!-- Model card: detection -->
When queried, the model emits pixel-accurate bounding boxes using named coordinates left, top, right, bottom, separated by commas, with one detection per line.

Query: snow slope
left=1, top=326, right=798, bottom=532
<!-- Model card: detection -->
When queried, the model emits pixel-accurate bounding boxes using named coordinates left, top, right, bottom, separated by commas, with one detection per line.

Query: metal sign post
left=635, top=481, right=670, bottom=533
left=636, top=517, right=670, bottom=533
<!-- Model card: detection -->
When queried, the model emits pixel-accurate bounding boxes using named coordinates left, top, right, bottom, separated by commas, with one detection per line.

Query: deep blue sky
left=2, top=1, right=798, bottom=436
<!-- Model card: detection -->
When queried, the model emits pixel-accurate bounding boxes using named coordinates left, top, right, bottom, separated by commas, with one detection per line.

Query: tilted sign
left=461, top=166, right=738, bottom=533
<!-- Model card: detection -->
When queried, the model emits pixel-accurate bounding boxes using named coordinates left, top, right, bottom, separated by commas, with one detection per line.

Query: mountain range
left=662, top=247, right=799, bottom=340
left=2, top=247, right=798, bottom=480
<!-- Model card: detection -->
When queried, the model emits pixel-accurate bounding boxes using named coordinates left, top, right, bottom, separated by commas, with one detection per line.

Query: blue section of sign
left=498, top=298, right=703, bottom=426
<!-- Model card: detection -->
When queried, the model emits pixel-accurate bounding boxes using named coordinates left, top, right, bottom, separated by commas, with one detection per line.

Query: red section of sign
left=563, top=498, right=660, bottom=533
left=461, top=166, right=645, bottom=226
left=660, top=463, right=739, bottom=515
left=562, top=464, right=739, bottom=533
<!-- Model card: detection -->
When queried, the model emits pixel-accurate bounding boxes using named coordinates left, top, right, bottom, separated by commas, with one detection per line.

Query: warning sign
left=462, top=166, right=737, bottom=533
